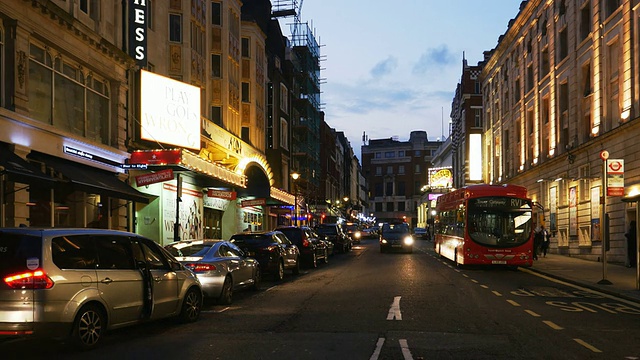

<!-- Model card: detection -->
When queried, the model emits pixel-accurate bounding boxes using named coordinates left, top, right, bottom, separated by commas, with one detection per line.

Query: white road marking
left=492, top=290, right=503, bottom=296
left=524, top=309, right=541, bottom=317
left=387, top=296, right=403, bottom=320
left=573, top=338, right=602, bottom=353
left=543, top=320, right=564, bottom=330
left=369, top=337, right=385, bottom=360
left=399, top=339, right=414, bottom=360
left=480, top=284, right=489, bottom=289
left=506, top=299, right=521, bottom=307
left=471, top=279, right=479, bottom=283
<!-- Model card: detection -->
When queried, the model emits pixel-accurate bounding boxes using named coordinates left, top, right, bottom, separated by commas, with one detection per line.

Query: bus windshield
left=466, top=197, right=533, bottom=247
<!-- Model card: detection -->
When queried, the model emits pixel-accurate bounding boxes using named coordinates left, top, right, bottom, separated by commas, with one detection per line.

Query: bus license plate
left=492, top=260, right=507, bottom=264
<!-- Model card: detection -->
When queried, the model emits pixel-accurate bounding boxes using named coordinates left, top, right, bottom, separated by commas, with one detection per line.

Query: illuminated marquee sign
left=207, top=189, right=237, bottom=200
left=128, top=0, right=147, bottom=67
left=135, top=169, right=174, bottom=187
left=140, top=70, right=201, bottom=150
left=428, top=167, right=453, bottom=188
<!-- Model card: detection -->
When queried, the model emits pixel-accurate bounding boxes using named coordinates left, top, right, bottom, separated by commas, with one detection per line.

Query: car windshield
left=467, top=197, right=533, bottom=247
left=382, top=224, right=410, bottom=234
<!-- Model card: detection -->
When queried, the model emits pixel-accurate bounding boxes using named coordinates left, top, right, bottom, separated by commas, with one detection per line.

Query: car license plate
left=392, top=244, right=402, bottom=248
left=492, top=260, right=506, bottom=264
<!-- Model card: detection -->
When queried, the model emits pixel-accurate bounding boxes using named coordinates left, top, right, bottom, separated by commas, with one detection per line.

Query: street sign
left=606, top=159, right=624, bottom=196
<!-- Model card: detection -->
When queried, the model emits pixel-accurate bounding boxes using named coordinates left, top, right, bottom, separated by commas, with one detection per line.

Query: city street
left=3, top=239, right=639, bottom=360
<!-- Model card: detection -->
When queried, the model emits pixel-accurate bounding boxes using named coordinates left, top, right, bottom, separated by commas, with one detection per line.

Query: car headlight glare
left=403, top=236, right=414, bottom=245
left=381, top=239, right=388, bottom=244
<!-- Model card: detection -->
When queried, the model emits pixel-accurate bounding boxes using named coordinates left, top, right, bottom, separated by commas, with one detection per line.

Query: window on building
left=280, top=118, right=288, bottom=150
left=605, top=0, right=620, bottom=18
left=279, top=84, right=288, bottom=113
left=211, top=54, right=221, bottom=78
left=475, top=80, right=481, bottom=94
left=375, top=183, right=383, bottom=197
left=386, top=166, right=393, bottom=175
left=414, top=150, right=421, bottom=157
left=558, top=28, right=568, bottom=61
left=384, top=151, right=395, bottom=158
left=386, top=202, right=394, bottom=212
left=0, top=27, right=3, bottom=108
left=526, top=65, right=534, bottom=92
left=514, top=79, right=521, bottom=101
left=474, top=109, right=482, bottom=127
left=398, top=150, right=405, bottom=157
left=540, top=49, right=550, bottom=78
left=385, top=182, right=393, bottom=196
left=558, top=0, right=566, bottom=16
left=398, top=165, right=405, bottom=174
left=582, top=62, right=592, bottom=96
left=241, top=126, right=250, bottom=142
left=375, top=152, right=382, bottom=159
left=211, top=1, right=222, bottom=26
left=375, top=202, right=383, bottom=212
left=397, top=182, right=406, bottom=196
left=397, top=202, right=405, bottom=211
left=242, top=82, right=250, bottom=102
left=147, top=0, right=154, bottom=30
left=241, top=37, right=250, bottom=58
left=169, top=14, right=182, bottom=42
left=415, top=164, right=420, bottom=173
left=211, top=106, right=222, bottom=126
left=79, top=0, right=99, bottom=21
left=559, top=82, right=569, bottom=150
left=28, top=43, right=111, bottom=146
left=376, top=166, right=382, bottom=176
left=580, top=5, right=591, bottom=41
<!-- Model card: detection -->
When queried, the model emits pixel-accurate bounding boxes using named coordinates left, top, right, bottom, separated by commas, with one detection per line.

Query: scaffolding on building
left=272, top=0, right=322, bottom=194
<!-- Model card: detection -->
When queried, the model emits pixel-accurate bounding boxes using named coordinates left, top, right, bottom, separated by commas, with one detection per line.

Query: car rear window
left=317, top=226, right=337, bottom=235
left=278, top=229, right=302, bottom=243
left=230, top=235, right=271, bottom=246
left=165, top=244, right=212, bottom=257
left=0, top=232, right=42, bottom=278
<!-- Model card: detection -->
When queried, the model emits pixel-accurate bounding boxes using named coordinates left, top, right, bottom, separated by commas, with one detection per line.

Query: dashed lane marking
left=524, top=309, right=541, bottom=317
left=480, top=285, right=489, bottom=289
left=573, top=338, right=602, bottom=353
left=506, top=300, right=521, bottom=307
left=369, top=337, right=385, bottom=360
left=492, top=291, right=503, bottom=296
left=399, top=339, right=414, bottom=360
left=543, top=320, right=564, bottom=330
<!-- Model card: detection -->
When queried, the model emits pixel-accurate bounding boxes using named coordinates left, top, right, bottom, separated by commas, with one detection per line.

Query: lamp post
left=291, top=172, right=300, bottom=226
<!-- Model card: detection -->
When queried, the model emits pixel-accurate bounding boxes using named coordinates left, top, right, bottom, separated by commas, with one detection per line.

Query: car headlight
left=380, top=239, right=388, bottom=244
left=403, top=236, right=414, bottom=245
left=354, top=231, right=361, bottom=239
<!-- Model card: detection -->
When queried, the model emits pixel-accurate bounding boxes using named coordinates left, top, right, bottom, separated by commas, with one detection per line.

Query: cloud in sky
left=413, top=45, right=458, bottom=75
left=370, top=56, right=398, bottom=78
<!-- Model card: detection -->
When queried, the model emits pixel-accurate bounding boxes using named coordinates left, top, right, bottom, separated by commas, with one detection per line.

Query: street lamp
left=291, top=172, right=300, bottom=226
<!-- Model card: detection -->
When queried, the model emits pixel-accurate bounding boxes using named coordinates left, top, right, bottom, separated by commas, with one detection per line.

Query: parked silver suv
left=0, top=228, right=203, bottom=348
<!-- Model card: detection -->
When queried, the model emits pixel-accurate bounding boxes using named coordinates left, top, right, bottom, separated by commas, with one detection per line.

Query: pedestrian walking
left=625, top=221, right=637, bottom=268
left=540, top=226, right=550, bottom=257
left=533, top=226, right=543, bottom=260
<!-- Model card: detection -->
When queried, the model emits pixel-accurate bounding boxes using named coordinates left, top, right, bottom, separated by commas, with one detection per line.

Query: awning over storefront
left=129, top=149, right=246, bottom=188
left=0, top=143, right=57, bottom=185
left=270, top=187, right=295, bottom=206
left=29, top=153, right=152, bottom=204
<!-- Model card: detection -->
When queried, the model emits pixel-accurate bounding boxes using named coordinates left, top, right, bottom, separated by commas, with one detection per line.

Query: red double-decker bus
left=434, top=184, right=534, bottom=268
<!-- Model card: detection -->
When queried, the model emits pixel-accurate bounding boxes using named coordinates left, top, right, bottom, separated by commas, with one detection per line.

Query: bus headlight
left=403, top=236, right=414, bottom=245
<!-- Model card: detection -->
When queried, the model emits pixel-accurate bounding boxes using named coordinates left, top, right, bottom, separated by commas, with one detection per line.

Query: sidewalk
left=527, top=253, right=640, bottom=304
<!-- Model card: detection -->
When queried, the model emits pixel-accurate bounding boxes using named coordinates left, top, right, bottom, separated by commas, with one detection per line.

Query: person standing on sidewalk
left=540, top=226, right=550, bottom=257
left=625, top=221, right=637, bottom=268
left=533, top=226, right=543, bottom=260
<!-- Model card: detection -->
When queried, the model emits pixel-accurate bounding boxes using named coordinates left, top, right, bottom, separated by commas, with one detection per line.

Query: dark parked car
left=230, top=231, right=300, bottom=281
left=276, top=226, right=330, bottom=268
left=343, top=223, right=362, bottom=244
left=380, top=223, right=414, bottom=253
left=316, top=223, right=352, bottom=253
left=165, top=239, right=261, bottom=304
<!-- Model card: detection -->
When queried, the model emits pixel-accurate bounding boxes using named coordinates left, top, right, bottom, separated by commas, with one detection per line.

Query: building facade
left=480, top=0, right=640, bottom=263
left=362, top=131, right=442, bottom=228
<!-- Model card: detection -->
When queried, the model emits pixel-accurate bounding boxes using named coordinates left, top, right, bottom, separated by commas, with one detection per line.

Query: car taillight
left=302, top=238, right=310, bottom=247
left=4, top=270, right=54, bottom=289
left=185, top=263, right=217, bottom=272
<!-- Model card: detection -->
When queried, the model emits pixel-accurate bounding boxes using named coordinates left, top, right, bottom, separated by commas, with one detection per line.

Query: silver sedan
left=165, top=239, right=261, bottom=304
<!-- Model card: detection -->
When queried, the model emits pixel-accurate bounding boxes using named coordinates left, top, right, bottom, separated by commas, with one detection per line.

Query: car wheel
left=251, top=267, right=261, bottom=291
left=311, top=253, right=318, bottom=268
left=292, top=257, right=300, bottom=275
left=218, top=276, right=233, bottom=305
left=323, top=248, right=329, bottom=264
left=179, top=287, right=202, bottom=323
left=274, top=261, right=284, bottom=281
left=71, top=304, right=105, bottom=349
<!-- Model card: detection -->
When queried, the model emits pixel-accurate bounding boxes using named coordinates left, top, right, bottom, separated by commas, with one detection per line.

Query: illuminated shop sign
left=241, top=198, right=266, bottom=207
left=128, top=0, right=147, bottom=67
left=135, top=169, right=174, bottom=187
left=63, top=146, right=120, bottom=167
left=140, top=70, right=201, bottom=150
left=130, top=149, right=183, bottom=165
left=428, top=167, right=453, bottom=188
left=207, top=189, right=237, bottom=200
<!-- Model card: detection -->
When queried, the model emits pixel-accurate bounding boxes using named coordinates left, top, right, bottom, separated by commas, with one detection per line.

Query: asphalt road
left=3, top=239, right=639, bottom=359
